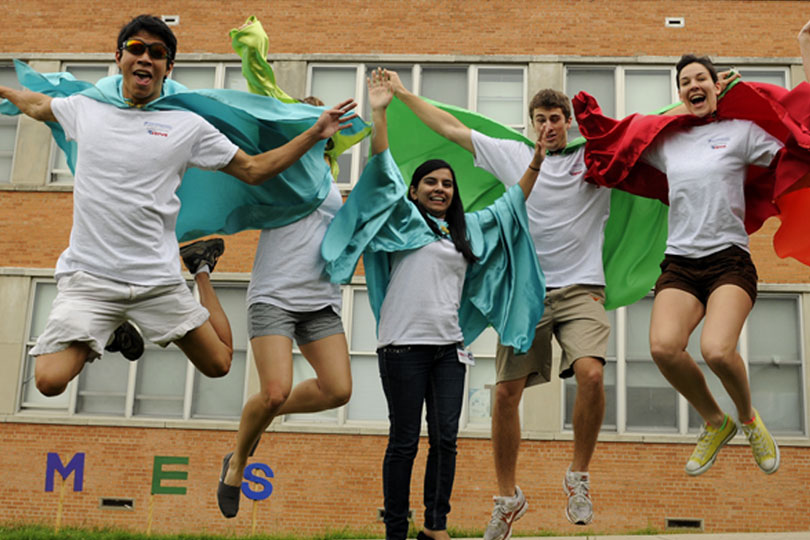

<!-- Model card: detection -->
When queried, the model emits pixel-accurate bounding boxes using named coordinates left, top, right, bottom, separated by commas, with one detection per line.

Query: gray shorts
left=495, top=284, right=610, bottom=387
left=248, top=303, right=344, bottom=345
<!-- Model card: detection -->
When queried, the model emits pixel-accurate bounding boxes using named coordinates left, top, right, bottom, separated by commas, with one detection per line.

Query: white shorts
left=30, top=271, right=210, bottom=360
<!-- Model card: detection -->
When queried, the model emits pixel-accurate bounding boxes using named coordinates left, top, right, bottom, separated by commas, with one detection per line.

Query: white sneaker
left=483, top=485, right=528, bottom=540
left=563, top=467, right=593, bottom=525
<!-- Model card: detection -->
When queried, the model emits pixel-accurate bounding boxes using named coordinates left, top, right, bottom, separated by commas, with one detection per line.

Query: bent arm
left=221, top=98, right=358, bottom=185
left=517, top=125, right=547, bottom=198
left=385, top=69, right=474, bottom=154
left=0, top=86, right=56, bottom=122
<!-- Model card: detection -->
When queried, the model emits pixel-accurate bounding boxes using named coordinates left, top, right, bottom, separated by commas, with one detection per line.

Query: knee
left=260, top=381, right=290, bottom=411
left=701, top=342, right=737, bottom=373
left=650, top=336, right=683, bottom=368
left=327, top=382, right=351, bottom=408
left=494, top=383, right=523, bottom=411
left=202, top=350, right=232, bottom=378
left=574, top=359, right=604, bottom=391
left=34, top=370, right=67, bottom=397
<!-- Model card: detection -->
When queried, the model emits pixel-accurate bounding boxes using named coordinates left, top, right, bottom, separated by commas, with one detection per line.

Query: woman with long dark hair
left=322, top=69, right=547, bottom=540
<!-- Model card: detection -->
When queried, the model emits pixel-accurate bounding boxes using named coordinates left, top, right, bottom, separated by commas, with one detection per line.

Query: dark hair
left=528, top=88, right=571, bottom=120
left=299, top=96, right=325, bottom=106
left=117, top=14, right=177, bottom=62
left=675, top=54, right=717, bottom=88
left=410, top=160, right=477, bottom=264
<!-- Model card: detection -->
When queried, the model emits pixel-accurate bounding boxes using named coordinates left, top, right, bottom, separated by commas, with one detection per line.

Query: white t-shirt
left=51, top=95, right=239, bottom=285
left=377, top=236, right=467, bottom=348
left=642, top=119, right=783, bottom=257
left=471, top=131, right=610, bottom=288
left=247, top=182, right=342, bottom=314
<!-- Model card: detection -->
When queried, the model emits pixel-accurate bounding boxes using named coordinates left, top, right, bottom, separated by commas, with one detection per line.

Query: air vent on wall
left=665, top=17, right=685, bottom=28
left=99, top=497, right=134, bottom=510
left=161, top=15, right=179, bottom=26
left=666, top=517, right=703, bottom=530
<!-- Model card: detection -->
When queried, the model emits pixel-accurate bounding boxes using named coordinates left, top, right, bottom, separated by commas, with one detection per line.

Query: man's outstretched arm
left=221, top=98, right=358, bottom=185
left=383, top=69, right=475, bottom=155
left=0, top=86, right=56, bottom=122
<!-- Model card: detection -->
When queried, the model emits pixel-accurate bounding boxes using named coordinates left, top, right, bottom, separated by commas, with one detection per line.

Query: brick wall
left=0, top=1, right=806, bottom=58
left=3, top=423, right=808, bottom=535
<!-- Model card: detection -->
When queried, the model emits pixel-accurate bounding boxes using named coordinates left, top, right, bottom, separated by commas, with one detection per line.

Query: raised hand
left=312, top=98, right=359, bottom=140
left=383, top=69, right=408, bottom=97
left=367, top=67, right=393, bottom=112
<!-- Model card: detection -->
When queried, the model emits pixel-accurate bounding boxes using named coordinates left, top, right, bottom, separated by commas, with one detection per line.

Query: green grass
left=0, top=523, right=668, bottom=539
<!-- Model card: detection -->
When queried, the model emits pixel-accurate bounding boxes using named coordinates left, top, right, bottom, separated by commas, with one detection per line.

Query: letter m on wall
left=45, top=452, right=85, bottom=492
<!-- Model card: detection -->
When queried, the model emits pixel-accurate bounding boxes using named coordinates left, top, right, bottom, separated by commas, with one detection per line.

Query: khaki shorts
left=30, top=270, right=209, bottom=360
left=495, top=284, right=610, bottom=387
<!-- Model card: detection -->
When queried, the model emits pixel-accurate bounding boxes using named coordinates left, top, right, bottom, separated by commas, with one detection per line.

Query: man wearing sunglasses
left=0, top=14, right=358, bottom=399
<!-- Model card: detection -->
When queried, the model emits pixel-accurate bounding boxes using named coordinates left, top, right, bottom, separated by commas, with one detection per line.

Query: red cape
left=573, top=82, right=810, bottom=264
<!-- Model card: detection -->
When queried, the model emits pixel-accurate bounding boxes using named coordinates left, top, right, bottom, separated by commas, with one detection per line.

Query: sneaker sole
left=685, top=423, right=738, bottom=476
left=180, top=239, right=225, bottom=273
left=563, top=477, right=592, bottom=525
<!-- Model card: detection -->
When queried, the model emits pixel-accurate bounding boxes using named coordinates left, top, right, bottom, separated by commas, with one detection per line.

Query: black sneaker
left=105, top=321, right=144, bottom=361
left=180, top=238, right=225, bottom=274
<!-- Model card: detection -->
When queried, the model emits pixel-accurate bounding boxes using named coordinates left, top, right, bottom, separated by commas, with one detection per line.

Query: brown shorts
left=654, top=245, right=758, bottom=305
left=495, top=284, right=610, bottom=386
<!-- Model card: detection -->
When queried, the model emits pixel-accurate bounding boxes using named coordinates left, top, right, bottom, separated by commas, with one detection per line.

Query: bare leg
left=491, top=377, right=527, bottom=496
left=223, top=335, right=294, bottom=487
left=649, top=288, right=724, bottom=428
left=570, top=356, right=604, bottom=472
left=34, top=343, right=92, bottom=396
left=276, top=333, right=351, bottom=415
left=701, top=284, right=754, bottom=421
left=174, top=272, right=233, bottom=378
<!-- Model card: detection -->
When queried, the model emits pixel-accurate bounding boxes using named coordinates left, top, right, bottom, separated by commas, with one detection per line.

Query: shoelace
left=566, top=475, right=590, bottom=498
left=489, top=497, right=515, bottom=525
left=692, top=427, right=716, bottom=460
left=745, top=424, right=771, bottom=457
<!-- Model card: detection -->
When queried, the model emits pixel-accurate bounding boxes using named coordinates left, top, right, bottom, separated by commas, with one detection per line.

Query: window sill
left=0, top=183, right=73, bottom=192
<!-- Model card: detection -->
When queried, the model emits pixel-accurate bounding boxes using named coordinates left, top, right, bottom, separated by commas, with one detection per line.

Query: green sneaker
left=685, top=414, right=737, bottom=476
left=741, top=408, right=780, bottom=474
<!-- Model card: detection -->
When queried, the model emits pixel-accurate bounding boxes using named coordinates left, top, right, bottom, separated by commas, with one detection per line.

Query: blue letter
left=242, top=463, right=273, bottom=501
left=45, top=452, right=85, bottom=492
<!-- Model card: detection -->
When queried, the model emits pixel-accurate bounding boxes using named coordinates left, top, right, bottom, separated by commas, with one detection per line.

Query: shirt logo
left=570, top=167, right=584, bottom=175
left=708, top=136, right=729, bottom=150
left=144, top=121, right=172, bottom=138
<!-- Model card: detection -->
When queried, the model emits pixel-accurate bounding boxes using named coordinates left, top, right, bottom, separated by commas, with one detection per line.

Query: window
left=284, top=285, right=501, bottom=430
left=562, top=293, right=806, bottom=436
left=19, top=279, right=249, bottom=420
left=565, top=66, right=675, bottom=139
left=0, top=64, right=21, bottom=183
left=308, top=63, right=526, bottom=188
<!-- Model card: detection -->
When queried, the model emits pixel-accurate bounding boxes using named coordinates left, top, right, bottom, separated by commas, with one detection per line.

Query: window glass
left=311, top=66, right=359, bottom=185
left=171, top=65, right=216, bottom=89
left=625, top=297, right=678, bottom=431
left=467, top=327, right=498, bottom=426
left=421, top=67, right=468, bottom=108
left=566, top=68, right=615, bottom=138
left=735, top=69, right=786, bottom=87
left=20, top=282, right=70, bottom=409
left=76, top=353, right=130, bottom=415
left=224, top=65, right=249, bottom=91
left=345, top=288, right=386, bottom=421
left=133, top=348, right=187, bottom=417
left=747, top=296, right=803, bottom=433
left=0, top=65, right=21, bottom=183
left=191, top=285, right=249, bottom=419
left=625, top=69, right=672, bottom=115
left=477, top=68, right=524, bottom=126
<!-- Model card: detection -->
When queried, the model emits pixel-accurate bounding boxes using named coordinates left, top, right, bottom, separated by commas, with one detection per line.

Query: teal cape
left=0, top=59, right=371, bottom=242
left=384, top=96, right=668, bottom=311
left=321, top=149, right=546, bottom=354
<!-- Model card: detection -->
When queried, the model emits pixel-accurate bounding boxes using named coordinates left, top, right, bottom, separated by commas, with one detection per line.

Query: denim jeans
left=378, top=343, right=466, bottom=540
